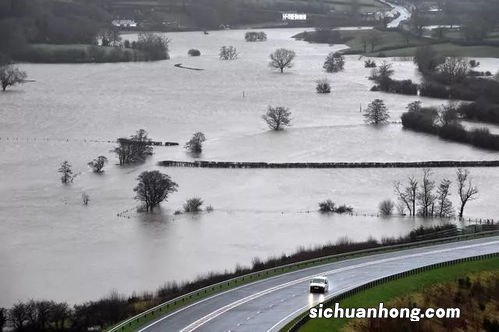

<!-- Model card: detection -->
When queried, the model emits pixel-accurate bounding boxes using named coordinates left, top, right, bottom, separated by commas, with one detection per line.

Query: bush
left=388, top=79, right=418, bottom=95
left=401, top=107, right=438, bottom=134
left=183, top=198, right=203, bottom=213
left=457, top=100, right=499, bottom=124
left=323, top=52, right=345, bottom=73
left=379, top=200, right=395, bottom=216
left=188, top=49, right=201, bottom=56
left=318, top=200, right=353, bottom=214
left=219, top=46, right=238, bottom=60
left=364, top=59, right=376, bottom=68
left=319, top=199, right=336, bottom=213
left=245, top=32, right=267, bottom=42
left=206, top=205, right=214, bottom=212
left=438, top=123, right=468, bottom=143
left=316, top=79, right=331, bottom=94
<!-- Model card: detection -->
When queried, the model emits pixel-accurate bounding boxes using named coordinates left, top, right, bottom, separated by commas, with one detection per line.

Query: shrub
left=206, top=205, right=214, bottom=212
left=318, top=200, right=353, bottom=214
left=364, top=59, right=376, bottom=68
left=245, top=32, right=267, bottom=42
left=316, top=79, right=331, bottom=94
left=336, top=204, right=353, bottom=214
left=173, top=210, right=182, bottom=215
left=323, top=52, right=345, bottom=73
left=379, top=200, right=395, bottom=216
left=183, top=198, right=203, bottom=213
left=219, top=46, right=238, bottom=60
left=401, top=107, right=438, bottom=134
left=389, top=79, right=418, bottom=95
left=438, top=123, right=468, bottom=143
left=319, top=199, right=335, bottom=213
left=188, top=49, right=201, bottom=56
left=185, top=132, right=206, bottom=153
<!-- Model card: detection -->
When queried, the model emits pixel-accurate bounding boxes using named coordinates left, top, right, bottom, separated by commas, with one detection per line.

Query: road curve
left=139, top=237, right=499, bottom=332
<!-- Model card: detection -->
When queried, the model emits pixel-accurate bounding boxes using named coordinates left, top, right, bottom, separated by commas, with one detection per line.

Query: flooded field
left=1, top=28, right=498, bottom=306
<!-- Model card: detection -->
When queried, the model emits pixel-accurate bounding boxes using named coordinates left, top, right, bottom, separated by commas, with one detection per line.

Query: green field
left=298, top=257, right=499, bottom=332
left=338, top=29, right=499, bottom=58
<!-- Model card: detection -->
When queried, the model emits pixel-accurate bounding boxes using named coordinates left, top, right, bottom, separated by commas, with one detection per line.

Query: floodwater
left=1, top=28, right=498, bottom=306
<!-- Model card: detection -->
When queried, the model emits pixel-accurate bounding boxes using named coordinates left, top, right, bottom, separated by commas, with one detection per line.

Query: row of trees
left=393, top=168, right=478, bottom=218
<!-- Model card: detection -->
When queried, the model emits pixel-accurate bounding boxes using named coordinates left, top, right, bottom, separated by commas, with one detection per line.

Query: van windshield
left=311, top=278, right=326, bottom=284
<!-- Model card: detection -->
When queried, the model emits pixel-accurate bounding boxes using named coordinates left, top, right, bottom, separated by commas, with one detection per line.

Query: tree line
left=390, top=168, right=478, bottom=218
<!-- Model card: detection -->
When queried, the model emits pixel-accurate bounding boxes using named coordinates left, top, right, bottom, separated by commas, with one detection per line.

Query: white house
left=282, top=12, right=307, bottom=21
left=112, top=19, right=137, bottom=28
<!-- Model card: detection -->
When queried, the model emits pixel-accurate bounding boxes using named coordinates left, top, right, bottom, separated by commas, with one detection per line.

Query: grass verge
left=295, top=256, right=499, bottom=332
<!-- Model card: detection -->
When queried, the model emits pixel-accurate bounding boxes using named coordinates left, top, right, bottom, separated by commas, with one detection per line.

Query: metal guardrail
left=106, top=230, right=499, bottom=332
left=285, top=252, right=499, bottom=332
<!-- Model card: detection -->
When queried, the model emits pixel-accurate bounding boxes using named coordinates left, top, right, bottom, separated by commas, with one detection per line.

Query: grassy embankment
left=297, top=256, right=499, bottom=332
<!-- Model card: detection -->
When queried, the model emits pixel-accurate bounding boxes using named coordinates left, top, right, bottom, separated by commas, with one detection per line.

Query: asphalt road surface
left=140, top=237, right=499, bottom=332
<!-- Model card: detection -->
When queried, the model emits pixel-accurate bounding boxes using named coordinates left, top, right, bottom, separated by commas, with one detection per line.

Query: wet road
left=140, top=236, right=499, bottom=332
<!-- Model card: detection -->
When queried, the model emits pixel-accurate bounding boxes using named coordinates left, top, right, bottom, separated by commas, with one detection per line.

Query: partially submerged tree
left=183, top=198, right=203, bottom=213
left=134, top=170, right=178, bottom=212
left=88, top=156, right=108, bottom=173
left=245, top=31, right=267, bottom=42
left=0, top=65, right=27, bottom=91
left=394, top=176, right=418, bottom=216
left=185, top=132, right=206, bottom=153
left=323, top=52, right=345, bottom=73
left=436, top=178, right=454, bottom=217
left=113, top=129, right=153, bottom=165
left=262, top=106, right=292, bottom=130
left=417, top=168, right=436, bottom=217
left=219, top=46, right=238, bottom=60
left=379, top=200, right=395, bottom=216
left=316, top=79, right=331, bottom=94
left=269, top=48, right=295, bottom=73
left=456, top=169, right=478, bottom=218
left=363, top=99, right=390, bottom=125
left=58, top=161, right=74, bottom=184
left=82, top=192, right=90, bottom=206
left=438, top=57, right=469, bottom=84
left=369, top=61, right=394, bottom=91
left=135, top=32, right=170, bottom=60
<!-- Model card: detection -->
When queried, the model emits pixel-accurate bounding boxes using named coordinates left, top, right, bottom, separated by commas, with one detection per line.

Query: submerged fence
left=159, top=160, right=499, bottom=169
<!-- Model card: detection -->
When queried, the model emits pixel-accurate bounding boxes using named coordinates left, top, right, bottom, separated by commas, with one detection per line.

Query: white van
left=309, top=276, right=329, bottom=293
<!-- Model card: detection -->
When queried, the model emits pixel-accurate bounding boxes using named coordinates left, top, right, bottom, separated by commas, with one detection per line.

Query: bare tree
left=269, top=48, right=295, bottom=73
left=219, top=46, right=238, bottom=60
left=58, top=161, right=74, bottom=184
left=323, top=52, right=345, bottom=73
left=438, top=57, right=469, bottom=84
left=185, top=132, right=206, bottom=153
left=394, top=176, right=418, bottom=216
left=262, top=106, right=292, bottom=130
left=0, top=65, right=27, bottom=91
left=436, top=178, right=454, bottom=217
left=134, top=171, right=178, bottom=212
left=363, top=99, right=390, bottom=125
left=456, top=169, right=479, bottom=218
left=417, top=168, right=437, bottom=217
